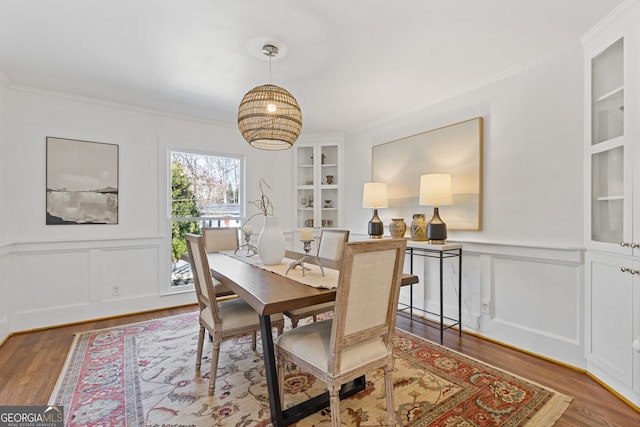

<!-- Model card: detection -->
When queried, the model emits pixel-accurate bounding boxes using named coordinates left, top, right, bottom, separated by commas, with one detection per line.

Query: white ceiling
left=0, top=0, right=624, bottom=134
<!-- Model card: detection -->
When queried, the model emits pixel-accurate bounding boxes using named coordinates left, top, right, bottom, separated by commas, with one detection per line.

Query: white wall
left=345, top=43, right=586, bottom=367
left=1, top=86, right=296, bottom=335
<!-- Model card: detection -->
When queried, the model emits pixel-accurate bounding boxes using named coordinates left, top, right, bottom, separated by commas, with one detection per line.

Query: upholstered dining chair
left=201, top=227, right=240, bottom=297
left=185, top=233, right=284, bottom=395
left=202, top=226, right=239, bottom=252
left=276, top=239, right=406, bottom=426
left=284, top=229, right=350, bottom=327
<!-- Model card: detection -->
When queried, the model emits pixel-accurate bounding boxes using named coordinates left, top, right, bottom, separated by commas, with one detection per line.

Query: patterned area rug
left=50, top=312, right=571, bottom=426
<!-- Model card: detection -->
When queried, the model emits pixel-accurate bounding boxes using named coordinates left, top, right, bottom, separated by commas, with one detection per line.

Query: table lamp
left=362, top=182, right=388, bottom=239
left=419, top=174, right=452, bottom=244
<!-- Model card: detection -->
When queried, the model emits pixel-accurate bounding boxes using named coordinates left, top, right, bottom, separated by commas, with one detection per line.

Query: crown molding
left=2, top=77, right=236, bottom=129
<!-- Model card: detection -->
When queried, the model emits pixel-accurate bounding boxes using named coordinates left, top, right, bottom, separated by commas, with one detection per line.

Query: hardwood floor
left=1, top=305, right=638, bottom=426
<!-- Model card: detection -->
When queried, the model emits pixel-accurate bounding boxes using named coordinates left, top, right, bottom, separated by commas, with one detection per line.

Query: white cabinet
left=585, top=252, right=638, bottom=390
left=583, top=1, right=640, bottom=407
left=292, top=140, right=343, bottom=252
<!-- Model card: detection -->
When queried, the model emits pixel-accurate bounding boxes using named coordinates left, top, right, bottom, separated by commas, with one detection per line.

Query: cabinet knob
left=620, top=242, right=630, bottom=247
left=621, top=267, right=630, bottom=273
left=631, top=242, right=640, bottom=249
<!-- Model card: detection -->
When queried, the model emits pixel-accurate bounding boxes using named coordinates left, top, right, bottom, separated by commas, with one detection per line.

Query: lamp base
left=368, top=208, right=384, bottom=239
left=427, top=206, right=447, bottom=244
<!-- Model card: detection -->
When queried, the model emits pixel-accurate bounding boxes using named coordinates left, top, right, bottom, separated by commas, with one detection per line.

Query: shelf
left=294, top=142, right=342, bottom=237
left=590, top=135, right=624, bottom=153
left=595, top=195, right=624, bottom=201
left=595, top=86, right=624, bottom=103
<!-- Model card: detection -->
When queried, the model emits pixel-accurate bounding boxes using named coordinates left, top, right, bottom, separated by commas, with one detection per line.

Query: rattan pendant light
left=237, top=44, right=302, bottom=150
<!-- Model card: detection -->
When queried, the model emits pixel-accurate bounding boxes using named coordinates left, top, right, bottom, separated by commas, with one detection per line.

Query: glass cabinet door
left=293, top=142, right=342, bottom=249
left=591, top=146, right=624, bottom=243
left=319, top=145, right=339, bottom=229
left=295, top=145, right=315, bottom=229
left=591, top=38, right=624, bottom=145
left=588, top=37, right=631, bottom=252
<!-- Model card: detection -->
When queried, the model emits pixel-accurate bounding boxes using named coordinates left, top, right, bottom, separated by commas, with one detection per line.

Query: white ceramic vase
left=257, top=216, right=285, bottom=265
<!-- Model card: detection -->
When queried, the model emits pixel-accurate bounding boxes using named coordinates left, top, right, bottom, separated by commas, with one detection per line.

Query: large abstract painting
left=372, top=117, right=483, bottom=230
left=46, top=137, right=119, bottom=225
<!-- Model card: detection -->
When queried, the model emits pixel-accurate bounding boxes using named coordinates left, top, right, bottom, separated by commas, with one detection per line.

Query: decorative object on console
left=410, top=213, right=427, bottom=241
left=389, top=218, right=407, bottom=239
left=419, top=173, right=453, bottom=244
left=237, top=44, right=302, bottom=150
left=326, top=175, right=334, bottom=184
left=362, top=182, right=388, bottom=239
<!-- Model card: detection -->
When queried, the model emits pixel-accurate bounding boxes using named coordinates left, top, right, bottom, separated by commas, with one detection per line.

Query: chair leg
left=196, top=325, right=205, bottom=370
left=208, top=342, right=221, bottom=396
left=328, top=385, right=341, bottom=427
left=251, top=331, right=257, bottom=351
left=291, top=316, right=299, bottom=328
left=277, top=321, right=284, bottom=336
left=384, top=365, right=396, bottom=426
left=312, top=314, right=317, bottom=323
left=277, top=354, right=286, bottom=409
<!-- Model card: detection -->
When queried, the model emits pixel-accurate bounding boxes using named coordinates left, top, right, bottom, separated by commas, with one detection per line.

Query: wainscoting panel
left=492, top=256, right=580, bottom=341
left=6, top=238, right=195, bottom=333
left=463, top=242, right=585, bottom=368
left=14, top=250, right=91, bottom=313
left=100, top=246, right=161, bottom=301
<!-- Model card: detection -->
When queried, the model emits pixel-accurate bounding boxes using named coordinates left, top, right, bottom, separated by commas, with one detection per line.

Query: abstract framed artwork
left=46, top=137, right=119, bottom=225
left=372, top=117, right=483, bottom=230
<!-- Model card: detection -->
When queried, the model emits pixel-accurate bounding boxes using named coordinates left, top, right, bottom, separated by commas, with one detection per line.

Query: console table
left=401, top=242, right=462, bottom=344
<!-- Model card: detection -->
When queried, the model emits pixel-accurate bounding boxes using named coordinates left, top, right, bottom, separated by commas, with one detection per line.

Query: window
left=170, top=150, right=242, bottom=287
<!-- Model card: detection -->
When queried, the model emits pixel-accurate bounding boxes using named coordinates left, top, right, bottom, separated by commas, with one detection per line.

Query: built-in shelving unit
left=292, top=140, right=343, bottom=252
left=583, top=1, right=640, bottom=409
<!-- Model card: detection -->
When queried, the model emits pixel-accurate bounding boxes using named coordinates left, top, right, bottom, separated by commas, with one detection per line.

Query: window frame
left=165, top=147, right=245, bottom=293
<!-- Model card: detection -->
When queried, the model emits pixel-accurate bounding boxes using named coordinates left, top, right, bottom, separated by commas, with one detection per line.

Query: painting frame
left=372, top=117, right=483, bottom=230
left=46, top=136, right=119, bottom=225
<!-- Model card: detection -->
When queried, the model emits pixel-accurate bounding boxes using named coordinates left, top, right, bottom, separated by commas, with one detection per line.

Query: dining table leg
left=259, top=314, right=285, bottom=426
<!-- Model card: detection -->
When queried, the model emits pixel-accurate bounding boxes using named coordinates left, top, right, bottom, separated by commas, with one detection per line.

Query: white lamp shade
left=362, top=182, right=388, bottom=208
left=419, top=174, right=453, bottom=206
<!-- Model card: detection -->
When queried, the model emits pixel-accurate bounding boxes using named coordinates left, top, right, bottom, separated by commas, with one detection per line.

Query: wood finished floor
left=0, top=304, right=638, bottom=426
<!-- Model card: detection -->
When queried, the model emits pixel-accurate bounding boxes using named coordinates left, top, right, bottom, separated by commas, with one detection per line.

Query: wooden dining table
left=207, top=251, right=419, bottom=426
